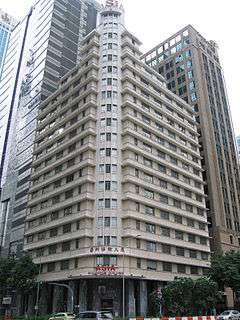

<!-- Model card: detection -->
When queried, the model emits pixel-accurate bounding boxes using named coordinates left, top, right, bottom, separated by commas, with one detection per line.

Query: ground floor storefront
left=26, top=277, right=160, bottom=317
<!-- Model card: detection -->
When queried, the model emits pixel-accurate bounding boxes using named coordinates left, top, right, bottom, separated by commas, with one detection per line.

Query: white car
left=217, top=310, right=240, bottom=320
left=49, top=313, right=75, bottom=320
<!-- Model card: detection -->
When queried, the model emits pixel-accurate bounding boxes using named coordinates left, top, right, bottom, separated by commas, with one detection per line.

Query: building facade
left=0, top=9, right=17, bottom=80
left=142, top=25, right=240, bottom=253
left=24, top=3, right=210, bottom=316
left=0, top=0, right=100, bottom=257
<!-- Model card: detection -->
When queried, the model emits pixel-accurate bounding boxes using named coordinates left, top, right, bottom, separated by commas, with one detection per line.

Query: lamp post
left=49, top=283, right=74, bottom=313
left=35, top=257, right=42, bottom=320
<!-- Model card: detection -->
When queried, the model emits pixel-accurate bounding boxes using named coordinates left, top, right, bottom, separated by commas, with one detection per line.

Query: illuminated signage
left=95, top=265, right=121, bottom=276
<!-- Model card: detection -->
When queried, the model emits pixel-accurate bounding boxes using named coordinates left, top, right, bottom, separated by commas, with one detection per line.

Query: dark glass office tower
left=0, top=0, right=100, bottom=257
left=142, top=25, right=240, bottom=253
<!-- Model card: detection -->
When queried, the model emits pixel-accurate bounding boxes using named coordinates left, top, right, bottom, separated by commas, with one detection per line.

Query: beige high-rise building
left=24, top=4, right=210, bottom=317
left=142, top=25, right=240, bottom=253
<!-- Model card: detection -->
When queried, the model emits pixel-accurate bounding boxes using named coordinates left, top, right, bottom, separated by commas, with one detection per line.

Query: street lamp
left=35, top=256, right=42, bottom=320
left=122, top=234, right=141, bottom=319
left=49, top=283, right=74, bottom=313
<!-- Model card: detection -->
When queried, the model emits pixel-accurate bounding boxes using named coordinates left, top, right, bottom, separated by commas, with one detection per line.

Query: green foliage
left=150, top=277, right=223, bottom=317
left=192, top=277, right=223, bottom=311
left=162, top=277, right=195, bottom=316
left=149, top=290, right=162, bottom=316
left=209, top=251, right=240, bottom=293
left=0, top=255, right=38, bottom=294
left=0, top=257, right=15, bottom=292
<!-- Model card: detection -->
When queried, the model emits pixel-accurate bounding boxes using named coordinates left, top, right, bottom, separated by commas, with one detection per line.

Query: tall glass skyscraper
left=0, top=9, right=17, bottom=80
left=0, top=0, right=100, bottom=257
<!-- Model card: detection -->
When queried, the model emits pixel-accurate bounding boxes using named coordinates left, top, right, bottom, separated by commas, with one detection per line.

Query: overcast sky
left=2, top=0, right=239, bottom=136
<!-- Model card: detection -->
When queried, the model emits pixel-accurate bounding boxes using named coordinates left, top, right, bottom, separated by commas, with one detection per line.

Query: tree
left=0, top=255, right=38, bottom=294
left=162, top=277, right=195, bottom=316
left=0, top=257, right=15, bottom=293
left=209, top=251, right=240, bottom=294
left=193, top=277, right=223, bottom=313
left=150, top=277, right=223, bottom=317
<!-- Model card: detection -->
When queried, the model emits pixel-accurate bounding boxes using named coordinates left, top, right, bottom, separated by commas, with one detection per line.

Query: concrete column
left=78, top=280, right=87, bottom=312
left=26, top=291, right=35, bottom=316
left=52, top=286, right=64, bottom=313
left=139, top=280, right=147, bottom=316
left=67, top=281, right=75, bottom=312
left=127, top=280, right=135, bottom=317
left=39, top=285, right=49, bottom=315
left=15, top=294, right=22, bottom=316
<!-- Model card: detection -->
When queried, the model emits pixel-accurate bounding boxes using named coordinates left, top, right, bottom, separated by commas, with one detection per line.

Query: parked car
left=77, top=311, right=113, bottom=320
left=49, top=313, right=76, bottom=320
left=217, top=310, right=240, bottom=320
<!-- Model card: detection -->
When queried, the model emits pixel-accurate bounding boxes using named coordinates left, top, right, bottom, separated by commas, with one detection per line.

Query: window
left=200, top=237, right=207, bottom=245
left=159, top=165, right=166, bottom=173
left=199, top=222, right=205, bottom=231
left=160, top=179, right=167, bottom=189
left=176, top=247, right=185, bottom=256
left=188, top=234, right=196, bottom=243
left=170, top=156, right=178, bottom=165
left=112, top=199, right=117, bottom=209
left=96, top=256, right=117, bottom=266
left=146, top=241, right=156, bottom=252
left=160, top=194, right=168, bottom=204
left=61, top=260, right=69, bottom=270
left=162, top=244, right=171, bottom=254
left=197, top=208, right=204, bottom=216
left=66, top=174, right=74, bottom=183
left=50, top=211, right=59, bottom=221
left=147, top=260, right=157, bottom=270
left=174, top=215, right=182, bottom=224
left=190, top=266, right=198, bottom=275
left=47, top=263, right=55, bottom=272
left=175, top=230, right=183, bottom=240
left=172, top=185, right=180, bottom=193
left=62, top=241, right=71, bottom=252
left=144, top=158, right=152, bottom=167
left=137, top=258, right=141, bottom=269
left=136, top=220, right=140, bottom=230
left=189, top=249, right=197, bottom=258
left=50, top=228, right=58, bottom=237
left=144, top=189, right=154, bottom=199
left=187, top=219, right=194, bottom=227
left=163, top=262, right=172, bottom=272
left=177, top=264, right=186, bottom=274
left=162, top=227, right=170, bottom=237
left=145, top=206, right=155, bottom=215
left=146, top=223, right=156, bottom=234
left=64, top=206, right=72, bottom=216
left=65, top=189, right=73, bottom=199
left=171, top=170, right=179, bottom=179
left=105, top=198, right=111, bottom=208
left=136, top=239, right=141, bottom=249
left=161, top=211, right=169, bottom=220
left=63, top=224, right=71, bottom=233
left=186, top=204, right=193, bottom=212
left=201, top=252, right=208, bottom=260
left=185, top=190, right=192, bottom=198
